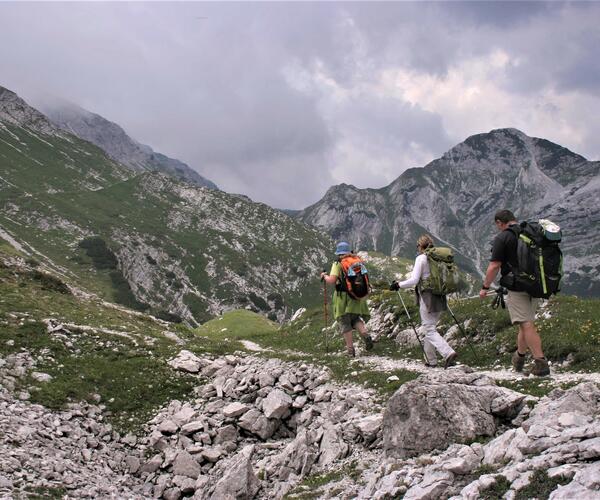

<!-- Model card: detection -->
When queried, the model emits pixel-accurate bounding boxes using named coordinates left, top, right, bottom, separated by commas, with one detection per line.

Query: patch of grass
left=496, top=378, right=555, bottom=398
left=24, top=486, right=68, bottom=499
left=514, top=468, right=570, bottom=500
left=284, top=462, right=362, bottom=499
left=479, top=474, right=511, bottom=499
left=30, top=347, right=197, bottom=433
left=194, top=309, right=279, bottom=340
left=0, top=253, right=238, bottom=433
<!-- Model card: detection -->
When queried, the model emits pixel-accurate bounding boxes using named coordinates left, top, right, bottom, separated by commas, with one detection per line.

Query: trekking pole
left=445, top=302, right=479, bottom=363
left=454, top=290, right=498, bottom=301
left=396, top=290, right=427, bottom=360
left=321, top=269, right=329, bottom=354
left=491, top=287, right=507, bottom=310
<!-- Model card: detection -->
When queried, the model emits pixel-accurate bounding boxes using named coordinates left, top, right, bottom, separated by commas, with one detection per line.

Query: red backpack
left=335, top=255, right=370, bottom=300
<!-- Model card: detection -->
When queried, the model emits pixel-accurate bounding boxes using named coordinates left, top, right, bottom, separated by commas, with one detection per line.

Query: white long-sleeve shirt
left=399, top=253, right=430, bottom=289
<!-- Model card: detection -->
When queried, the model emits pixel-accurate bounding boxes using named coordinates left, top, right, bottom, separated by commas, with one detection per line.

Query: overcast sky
left=1, top=2, right=599, bottom=209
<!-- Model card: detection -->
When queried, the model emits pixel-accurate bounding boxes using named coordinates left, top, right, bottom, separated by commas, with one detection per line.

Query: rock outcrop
left=382, top=368, right=527, bottom=458
left=361, top=379, right=600, bottom=500
left=3, top=345, right=600, bottom=499
left=138, top=352, right=383, bottom=498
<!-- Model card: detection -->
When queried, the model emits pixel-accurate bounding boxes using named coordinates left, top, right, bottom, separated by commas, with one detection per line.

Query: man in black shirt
left=479, top=209, right=549, bottom=377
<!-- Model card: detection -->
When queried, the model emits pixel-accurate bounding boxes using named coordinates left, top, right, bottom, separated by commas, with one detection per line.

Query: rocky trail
left=1, top=290, right=600, bottom=500
left=3, top=334, right=600, bottom=499
left=360, top=353, right=600, bottom=385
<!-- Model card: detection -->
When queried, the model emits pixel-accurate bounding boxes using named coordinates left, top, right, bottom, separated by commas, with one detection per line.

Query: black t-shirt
left=490, top=225, right=519, bottom=277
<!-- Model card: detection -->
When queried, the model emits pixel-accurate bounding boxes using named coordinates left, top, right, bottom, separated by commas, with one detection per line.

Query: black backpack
left=500, top=220, right=563, bottom=299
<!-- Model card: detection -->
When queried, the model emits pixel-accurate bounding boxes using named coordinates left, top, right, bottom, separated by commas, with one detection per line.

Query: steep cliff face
left=41, top=100, right=218, bottom=189
left=0, top=87, right=331, bottom=324
left=299, top=129, right=600, bottom=296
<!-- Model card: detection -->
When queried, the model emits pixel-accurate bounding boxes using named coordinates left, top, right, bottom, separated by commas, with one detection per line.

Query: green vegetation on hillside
left=0, top=243, right=240, bottom=433
left=0, top=119, right=332, bottom=324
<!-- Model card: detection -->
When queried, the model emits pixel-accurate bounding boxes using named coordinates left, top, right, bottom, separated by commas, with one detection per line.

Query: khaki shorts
left=337, top=313, right=364, bottom=334
left=506, top=290, right=540, bottom=324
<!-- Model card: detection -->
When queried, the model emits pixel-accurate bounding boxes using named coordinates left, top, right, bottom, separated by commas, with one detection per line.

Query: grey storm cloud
left=0, top=2, right=598, bottom=208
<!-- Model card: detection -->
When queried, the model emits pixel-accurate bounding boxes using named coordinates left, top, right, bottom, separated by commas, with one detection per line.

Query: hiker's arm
left=480, top=261, right=502, bottom=298
left=398, top=255, right=425, bottom=289
left=320, top=272, right=337, bottom=285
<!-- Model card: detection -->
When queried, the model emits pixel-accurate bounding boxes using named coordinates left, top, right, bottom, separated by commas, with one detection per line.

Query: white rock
left=223, top=402, right=250, bottom=418
left=159, top=419, right=179, bottom=435
left=172, top=450, right=201, bottom=479
left=173, top=405, right=196, bottom=427
left=201, top=447, right=223, bottom=463
left=31, top=372, right=52, bottom=383
left=263, top=389, right=293, bottom=420
left=355, top=415, right=383, bottom=440
left=168, top=350, right=204, bottom=373
left=181, top=421, right=205, bottom=435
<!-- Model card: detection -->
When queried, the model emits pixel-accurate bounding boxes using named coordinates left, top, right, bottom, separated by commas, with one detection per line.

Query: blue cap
left=335, top=241, right=351, bottom=255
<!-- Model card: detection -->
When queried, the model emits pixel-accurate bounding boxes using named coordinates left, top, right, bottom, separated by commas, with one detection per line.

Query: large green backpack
left=420, top=247, right=460, bottom=296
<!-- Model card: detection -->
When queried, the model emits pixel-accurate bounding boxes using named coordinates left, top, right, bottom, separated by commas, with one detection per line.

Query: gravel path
left=360, top=354, right=600, bottom=385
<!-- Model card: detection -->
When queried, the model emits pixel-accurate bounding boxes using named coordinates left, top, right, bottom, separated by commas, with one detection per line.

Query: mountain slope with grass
left=0, top=86, right=332, bottom=325
left=299, top=128, right=600, bottom=296
left=41, top=98, right=218, bottom=189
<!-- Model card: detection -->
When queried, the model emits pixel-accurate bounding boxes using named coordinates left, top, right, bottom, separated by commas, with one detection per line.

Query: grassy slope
left=0, top=241, right=244, bottom=433
left=0, top=122, right=331, bottom=321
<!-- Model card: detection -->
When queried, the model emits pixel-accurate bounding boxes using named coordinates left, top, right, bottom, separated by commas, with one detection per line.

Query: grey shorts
left=506, top=290, right=540, bottom=324
left=338, top=313, right=364, bottom=334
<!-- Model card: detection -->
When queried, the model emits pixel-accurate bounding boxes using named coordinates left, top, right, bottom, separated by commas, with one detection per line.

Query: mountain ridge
left=299, top=128, right=600, bottom=296
left=40, top=97, right=218, bottom=190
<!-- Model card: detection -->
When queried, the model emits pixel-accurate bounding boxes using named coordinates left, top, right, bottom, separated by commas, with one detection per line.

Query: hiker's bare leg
left=517, top=322, right=544, bottom=358
left=355, top=320, right=368, bottom=338
left=343, top=330, right=354, bottom=349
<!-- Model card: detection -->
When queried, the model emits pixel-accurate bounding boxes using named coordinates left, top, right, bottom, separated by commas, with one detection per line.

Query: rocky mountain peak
left=299, top=128, right=600, bottom=296
left=0, top=85, right=62, bottom=136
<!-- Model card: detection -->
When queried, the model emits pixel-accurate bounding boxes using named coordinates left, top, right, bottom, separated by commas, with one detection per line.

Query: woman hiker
left=320, top=241, right=374, bottom=357
left=390, top=234, right=457, bottom=368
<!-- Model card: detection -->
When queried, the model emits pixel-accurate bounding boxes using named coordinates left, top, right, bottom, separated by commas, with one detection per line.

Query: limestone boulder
left=209, top=445, right=260, bottom=500
left=382, top=368, right=526, bottom=458
left=523, top=382, right=600, bottom=433
left=262, top=389, right=292, bottom=420
left=168, top=350, right=205, bottom=373
left=238, top=409, right=278, bottom=440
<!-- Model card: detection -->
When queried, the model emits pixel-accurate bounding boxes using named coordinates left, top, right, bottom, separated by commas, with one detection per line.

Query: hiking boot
left=444, top=352, right=458, bottom=369
left=363, top=335, right=374, bottom=351
left=528, top=357, right=550, bottom=377
left=512, top=351, right=526, bottom=372
left=424, top=361, right=438, bottom=368
left=346, top=346, right=356, bottom=358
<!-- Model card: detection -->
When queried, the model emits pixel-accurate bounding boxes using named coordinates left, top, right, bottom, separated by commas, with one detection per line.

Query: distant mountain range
left=298, top=128, right=600, bottom=296
left=0, top=85, right=331, bottom=324
left=41, top=98, right=218, bottom=190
